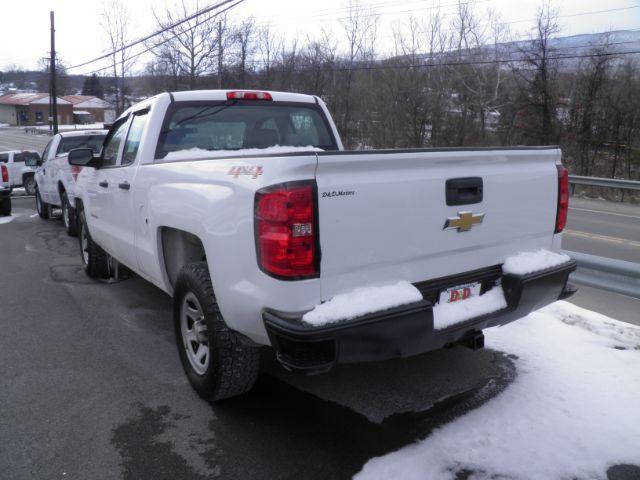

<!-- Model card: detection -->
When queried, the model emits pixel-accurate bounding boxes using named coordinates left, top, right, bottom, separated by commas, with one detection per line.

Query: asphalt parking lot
left=1, top=196, right=518, bottom=480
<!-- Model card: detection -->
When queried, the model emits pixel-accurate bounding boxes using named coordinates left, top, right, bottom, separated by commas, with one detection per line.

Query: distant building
left=62, top=95, right=115, bottom=124
left=0, top=93, right=73, bottom=125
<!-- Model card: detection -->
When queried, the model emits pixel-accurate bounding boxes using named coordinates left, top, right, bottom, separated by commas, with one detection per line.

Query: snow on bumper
left=263, top=257, right=577, bottom=374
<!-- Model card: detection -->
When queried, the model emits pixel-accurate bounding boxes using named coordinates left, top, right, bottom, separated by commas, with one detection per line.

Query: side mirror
left=68, top=148, right=102, bottom=168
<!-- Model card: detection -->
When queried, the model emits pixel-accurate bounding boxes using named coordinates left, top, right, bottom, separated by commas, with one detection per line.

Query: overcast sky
left=0, top=0, right=638, bottom=73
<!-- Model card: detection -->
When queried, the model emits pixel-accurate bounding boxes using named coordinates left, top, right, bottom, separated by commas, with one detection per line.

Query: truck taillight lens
left=1, top=164, right=7, bottom=183
left=255, top=181, right=318, bottom=279
left=227, top=91, right=272, bottom=101
left=555, top=166, right=569, bottom=233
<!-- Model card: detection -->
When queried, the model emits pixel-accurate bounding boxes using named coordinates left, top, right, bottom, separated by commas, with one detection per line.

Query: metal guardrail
left=569, top=175, right=640, bottom=191
left=564, top=250, right=640, bottom=299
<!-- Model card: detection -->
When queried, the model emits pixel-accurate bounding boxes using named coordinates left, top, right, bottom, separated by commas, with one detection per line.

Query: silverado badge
left=443, top=211, right=485, bottom=232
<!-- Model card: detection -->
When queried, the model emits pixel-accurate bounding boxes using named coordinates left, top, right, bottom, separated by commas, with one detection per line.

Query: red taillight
left=227, top=91, right=273, bottom=101
left=1, top=164, right=7, bottom=183
left=255, top=181, right=318, bottom=279
left=555, top=166, right=569, bottom=233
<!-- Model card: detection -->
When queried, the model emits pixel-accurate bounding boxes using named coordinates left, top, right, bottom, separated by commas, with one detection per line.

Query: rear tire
left=173, top=262, right=259, bottom=401
left=23, top=176, right=36, bottom=196
left=0, top=197, right=11, bottom=216
left=36, top=190, right=50, bottom=219
left=61, top=191, right=78, bottom=237
left=78, top=209, right=109, bottom=278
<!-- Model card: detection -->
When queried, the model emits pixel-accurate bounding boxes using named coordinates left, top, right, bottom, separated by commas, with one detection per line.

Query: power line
left=72, top=0, right=245, bottom=76
left=67, top=0, right=243, bottom=71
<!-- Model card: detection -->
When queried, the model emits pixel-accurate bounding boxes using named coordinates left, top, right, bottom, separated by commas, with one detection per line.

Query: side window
left=122, top=112, right=148, bottom=166
left=42, top=140, right=52, bottom=162
left=0, top=154, right=8, bottom=163
left=13, top=153, right=25, bottom=163
left=101, top=119, right=129, bottom=167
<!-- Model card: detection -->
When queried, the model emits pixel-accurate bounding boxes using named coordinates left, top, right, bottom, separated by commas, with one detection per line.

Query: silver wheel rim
left=180, top=292, right=209, bottom=375
left=80, top=223, right=89, bottom=265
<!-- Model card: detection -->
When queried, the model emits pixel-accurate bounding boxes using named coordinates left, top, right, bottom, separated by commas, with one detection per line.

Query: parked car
left=68, top=89, right=576, bottom=401
left=0, top=162, right=11, bottom=216
left=0, top=150, right=39, bottom=195
left=34, top=130, right=107, bottom=235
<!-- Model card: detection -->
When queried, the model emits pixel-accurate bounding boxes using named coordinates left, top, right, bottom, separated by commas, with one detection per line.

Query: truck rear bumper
left=263, top=260, right=577, bottom=374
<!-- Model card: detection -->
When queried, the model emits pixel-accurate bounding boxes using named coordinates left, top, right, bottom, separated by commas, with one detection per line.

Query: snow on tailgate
left=502, top=249, right=571, bottom=276
left=356, top=301, right=640, bottom=480
left=302, top=281, right=423, bottom=327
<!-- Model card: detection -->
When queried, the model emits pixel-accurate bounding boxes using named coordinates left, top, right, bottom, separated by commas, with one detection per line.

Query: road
left=563, top=197, right=640, bottom=263
left=0, top=127, right=51, bottom=152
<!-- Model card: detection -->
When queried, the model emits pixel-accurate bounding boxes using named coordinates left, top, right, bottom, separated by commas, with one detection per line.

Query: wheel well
left=22, top=172, right=34, bottom=182
left=160, top=227, right=206, bottom=288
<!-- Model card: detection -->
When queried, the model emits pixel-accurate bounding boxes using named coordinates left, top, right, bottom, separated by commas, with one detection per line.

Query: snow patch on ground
left=356, top=301, right=640, bottom=480
left=0, top=214, right=19, bottom=224
left=433, top=287, right=507, bottom=330
left=302, top=281, right=423, bottom=327
left=502, top=249, right=571, bottom=276
left=163, top=145, right=323, bottom=161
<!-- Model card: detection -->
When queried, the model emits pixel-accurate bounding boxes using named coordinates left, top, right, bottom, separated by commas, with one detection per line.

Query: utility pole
left=217, top=20, right=223, bottom=89
left=50, top=11, right=58, bottom=134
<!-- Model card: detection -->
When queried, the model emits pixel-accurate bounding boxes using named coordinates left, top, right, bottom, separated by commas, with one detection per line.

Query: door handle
left=445, top=177, right=483, bottom=206
left=99, top=181, right=109, bottom=188
left=118, top=182, right=130, bottom=190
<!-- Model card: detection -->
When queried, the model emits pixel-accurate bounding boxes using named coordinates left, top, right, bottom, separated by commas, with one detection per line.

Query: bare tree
left=233, top=17, right=256, bottom=88
left=258, top=26, right=283, bottom=88
left=149, top=0, right=219, bottom=90
left=338, top=0, right=379, bottom=144
left=101, top=0, right=135, bottom=115
left=515, top=1, right=561, bottom=144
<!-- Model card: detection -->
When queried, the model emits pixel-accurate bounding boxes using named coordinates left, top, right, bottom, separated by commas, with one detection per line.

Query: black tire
left=61, top=191, right=78, bottom=236
left=78, top=208, right=109, bottom=278
left=23, top=176, right=36, bottom=196
left=0, top=197, right=11, bottom=216
left=35, top=190, right=50, bottom=219
left=173, top=262, right=259, bottom=401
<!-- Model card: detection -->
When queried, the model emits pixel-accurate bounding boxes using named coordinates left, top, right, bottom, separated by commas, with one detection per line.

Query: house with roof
left=0, top=93, right=74, bottom=126
left=62, top=95, right=115, bottom=124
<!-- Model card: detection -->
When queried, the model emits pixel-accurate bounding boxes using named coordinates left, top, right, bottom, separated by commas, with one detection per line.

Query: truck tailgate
left=315, top=148, right=560, bottom=300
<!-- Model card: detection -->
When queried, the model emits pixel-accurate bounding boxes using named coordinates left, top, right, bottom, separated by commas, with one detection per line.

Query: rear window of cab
left=155, top=101, right=337, bottom=160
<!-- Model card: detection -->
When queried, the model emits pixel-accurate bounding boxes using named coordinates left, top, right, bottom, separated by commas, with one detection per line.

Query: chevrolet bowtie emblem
left=443, top=211, right=485, bottom=232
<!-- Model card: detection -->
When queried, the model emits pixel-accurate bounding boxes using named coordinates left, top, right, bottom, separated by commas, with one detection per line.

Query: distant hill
left=389, top=30, right=640, bottom=69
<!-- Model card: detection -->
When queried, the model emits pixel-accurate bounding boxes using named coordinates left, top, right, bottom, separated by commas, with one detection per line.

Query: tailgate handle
left=446, top=177, right=483, bottom=206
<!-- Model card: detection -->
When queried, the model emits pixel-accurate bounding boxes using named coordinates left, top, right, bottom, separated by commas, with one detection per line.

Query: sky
left=0, top=0, right=638, bottom=73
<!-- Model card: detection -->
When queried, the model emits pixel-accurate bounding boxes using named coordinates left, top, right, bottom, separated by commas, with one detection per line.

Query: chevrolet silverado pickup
left=68, top=89, right=576, bottom=401
left=34, top=129, right=107, bottom=235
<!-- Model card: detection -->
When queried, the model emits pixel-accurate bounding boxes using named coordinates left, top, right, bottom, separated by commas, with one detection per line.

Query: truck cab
left=34, top=129, right=107, bottom=234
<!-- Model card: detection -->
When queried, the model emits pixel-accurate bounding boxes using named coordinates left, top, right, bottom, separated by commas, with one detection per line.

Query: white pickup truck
left=0, top=150, right=39, bottom=195
left=34, top=129, right=107, bottom=235
left=68, top=90, right=576, bottom=401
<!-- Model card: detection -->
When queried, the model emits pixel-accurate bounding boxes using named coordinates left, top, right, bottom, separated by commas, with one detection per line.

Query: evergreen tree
left=81, top=74, right=104, bottom=98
